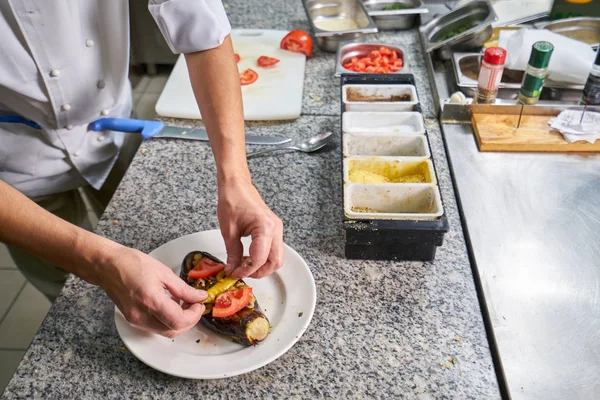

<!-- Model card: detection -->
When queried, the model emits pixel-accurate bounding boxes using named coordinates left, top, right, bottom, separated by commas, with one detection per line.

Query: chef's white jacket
left=0, top=0, right=231, bottom=197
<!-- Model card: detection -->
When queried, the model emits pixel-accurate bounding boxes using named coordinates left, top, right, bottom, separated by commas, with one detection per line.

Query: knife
left=0, top=116, right=292, bottom=146
left=89, top=118, right=292, bottom=145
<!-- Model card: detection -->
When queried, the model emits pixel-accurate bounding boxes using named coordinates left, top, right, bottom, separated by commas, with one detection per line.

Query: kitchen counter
left=2, top=1, right=500, bottom=398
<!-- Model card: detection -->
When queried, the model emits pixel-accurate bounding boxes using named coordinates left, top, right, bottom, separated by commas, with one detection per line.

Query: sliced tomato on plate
left=280, top=29, right=313, bottom=57
left=257, top=56, right=280, bottom=67
left=212, top=287, right=253, bottom=318
left=188, top=256, right=225, bottom=279
left=240, top=68, right=258, bottom=86
left=235, top=53, right=240, bottom=63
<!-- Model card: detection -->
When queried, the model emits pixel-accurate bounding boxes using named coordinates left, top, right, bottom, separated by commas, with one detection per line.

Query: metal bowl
left=419, top=0, right=498, bottom=60
left=361, top=0, right=428, bottom=31
left=335, top=42, right=408, bottom=76
left=302, top=0, right=378, bottom=52
left=537, top=17, right=600, bottom=49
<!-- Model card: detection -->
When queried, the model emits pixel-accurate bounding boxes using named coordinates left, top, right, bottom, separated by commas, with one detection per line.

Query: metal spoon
left=246, top=131, right=333, bottom=158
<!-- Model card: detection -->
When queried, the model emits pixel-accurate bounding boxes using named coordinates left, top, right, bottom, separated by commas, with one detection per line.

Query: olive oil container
left=340, top=74, right=449, bottom=261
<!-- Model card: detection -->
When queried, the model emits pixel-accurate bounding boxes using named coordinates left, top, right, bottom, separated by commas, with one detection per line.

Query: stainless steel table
left=441, top=122, right=600, bottom=399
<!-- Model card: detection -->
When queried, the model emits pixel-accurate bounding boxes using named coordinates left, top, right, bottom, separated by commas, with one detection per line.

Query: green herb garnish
left=298, top=312, right=304, bottom=317
left=384, top=3, right=409, bottom=10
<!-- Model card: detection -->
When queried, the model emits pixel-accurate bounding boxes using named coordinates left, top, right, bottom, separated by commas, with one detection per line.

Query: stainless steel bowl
left=537, top=17, right=600, bottom=49
left=362, top=0, right=428, bottom=31
left=419, top=0, right=497, bottom=60
left=334, top=42, right=408, bottom=75
left=302, top=0, right=378, bottom=52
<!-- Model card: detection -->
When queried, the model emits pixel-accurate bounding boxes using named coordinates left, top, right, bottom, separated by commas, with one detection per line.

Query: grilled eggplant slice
left=180, top=251, right=270, bottom=346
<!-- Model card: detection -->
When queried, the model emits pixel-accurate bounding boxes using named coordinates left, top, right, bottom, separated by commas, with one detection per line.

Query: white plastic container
left=343, top=156, right=437, bottom=185
left=343, top=134, right=430, bottom=158
left=342, top=111, right=425, bottom=134
left=342, top=84, right=418, bottom=111
left=344, top=183, right=444, bottom=220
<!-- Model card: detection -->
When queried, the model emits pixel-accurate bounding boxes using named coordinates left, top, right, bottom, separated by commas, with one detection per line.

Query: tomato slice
left=235, top=53, right=240, bottom=63
left=257, top=56, right=280, bottom=67
left=212, top=287, right=253, bottom=318
left=188, top=256, right=225, bottom=279
left=280, top=29, right=313, bottom=57
left=342, top=48, right=402, bottom=74
left=240, top=68, right=258, bottom=86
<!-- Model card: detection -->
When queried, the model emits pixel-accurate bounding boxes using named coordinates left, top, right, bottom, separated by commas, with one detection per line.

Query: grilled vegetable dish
left=180, top=251, right=270, bottom=346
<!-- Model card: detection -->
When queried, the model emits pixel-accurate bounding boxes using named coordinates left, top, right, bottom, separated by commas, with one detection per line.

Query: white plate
left=114, top=230, right=316, bottom=379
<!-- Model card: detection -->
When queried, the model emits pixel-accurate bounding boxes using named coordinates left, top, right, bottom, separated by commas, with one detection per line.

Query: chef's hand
left=218, top=181, right=284, bottom=279
left=99, top=246, right=207, bottom=338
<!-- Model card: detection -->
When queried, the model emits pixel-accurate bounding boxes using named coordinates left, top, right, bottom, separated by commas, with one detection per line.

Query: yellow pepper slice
left=203, top=277, right=239, bottom=303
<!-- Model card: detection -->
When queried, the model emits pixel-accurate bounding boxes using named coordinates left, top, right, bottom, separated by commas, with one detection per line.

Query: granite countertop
left=2, top=1, right=500, bottom=398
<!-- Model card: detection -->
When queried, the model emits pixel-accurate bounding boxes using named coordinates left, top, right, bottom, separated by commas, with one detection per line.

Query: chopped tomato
left=343, top=47, right=403, bottom=74
left=188, top=256, right=225, bottom=279
left=280, top=29, right=313, bottom=57
left=257, top=56, right=280, bottom=67
left=212, top=287, right=253, bottom=318
left=235, top=53, right=240, bottom=63
left=240, top=68, right=258, bottom=86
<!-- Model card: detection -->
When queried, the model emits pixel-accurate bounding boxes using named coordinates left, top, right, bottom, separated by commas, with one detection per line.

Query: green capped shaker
left=517, top=41, right=554, bottom=105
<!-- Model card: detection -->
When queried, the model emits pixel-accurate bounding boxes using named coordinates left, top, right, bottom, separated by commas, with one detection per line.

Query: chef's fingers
left=250, top=226, right=284, bottom=279
left=164, top=272, right=208, bottom=304
left=121, top=307, right=179, bottom=338
left=232, top=233, right=272, bottom=278
left=223, top=232, right=244, bottom=274
left=151, top=295, right=205, bottom=333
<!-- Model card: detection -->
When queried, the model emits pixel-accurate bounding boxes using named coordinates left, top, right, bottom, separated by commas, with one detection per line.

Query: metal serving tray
left=361, top=0, right=428, bottom=30
left=302, top=0, right=378, bottom=52
left=419, top=0, right=498, bottom=60
left=537, top=17, right=600, bottom=49
left=451, top=52, right=584, bottom=102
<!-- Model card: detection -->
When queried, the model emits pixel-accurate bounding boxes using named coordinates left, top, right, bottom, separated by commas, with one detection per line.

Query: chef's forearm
left=184, top=35, right=251, bottom=184
left=0, top=180, right=119, bottom=284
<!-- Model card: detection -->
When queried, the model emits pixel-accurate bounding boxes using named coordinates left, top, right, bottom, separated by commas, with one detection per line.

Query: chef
left=0, top=0, right=284, bottom=338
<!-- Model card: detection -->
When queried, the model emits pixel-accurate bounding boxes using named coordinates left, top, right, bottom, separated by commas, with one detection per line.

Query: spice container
left=472, top=47, right=506, bottom=104
left=582, top=50, right=600, bottom=105
left=517, top=41, right=554, bottom=105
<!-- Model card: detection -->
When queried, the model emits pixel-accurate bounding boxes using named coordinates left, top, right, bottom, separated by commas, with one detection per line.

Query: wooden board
left=472, top=112, right=600, bottom=153
left=155, top=29, right=306, bottom=121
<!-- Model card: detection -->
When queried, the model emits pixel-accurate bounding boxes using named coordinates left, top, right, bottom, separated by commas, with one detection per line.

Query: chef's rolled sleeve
left=148, top=0, right=231, bottom=54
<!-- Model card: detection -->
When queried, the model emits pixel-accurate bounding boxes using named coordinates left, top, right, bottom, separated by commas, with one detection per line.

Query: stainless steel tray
left=419, top=0, right=497, bottom=60
left=362, top=0, right=428, bottom=31
left=334, top=42, right=409, bottom=76
left=302, top=0, right=378, bottom=52
left=536, top=17, right=600, bottom=49
left=451, top=52, right=584, bottom=102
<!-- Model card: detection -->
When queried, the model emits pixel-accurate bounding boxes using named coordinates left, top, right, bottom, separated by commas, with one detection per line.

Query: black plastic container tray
left=341, top=73, right=449, bottom=261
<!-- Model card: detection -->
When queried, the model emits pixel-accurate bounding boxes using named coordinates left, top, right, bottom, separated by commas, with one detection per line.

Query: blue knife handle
left=89, top=118, right=164, bottom=140
left=0, top=115, right=41, bottom=130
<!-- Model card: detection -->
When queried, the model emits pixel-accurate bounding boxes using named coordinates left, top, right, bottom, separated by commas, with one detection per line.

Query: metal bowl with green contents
left=419, top=0, right=497, bottom=60
left=362, top=0, right=429, bottom=30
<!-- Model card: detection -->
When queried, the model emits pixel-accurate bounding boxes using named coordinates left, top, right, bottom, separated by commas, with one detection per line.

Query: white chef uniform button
left=97, top=135, right=105, bottom=142
left=50, top=69, right=61, bottom=78
left=61, top=104, right=71, bottom=111
left=100, top=109, right=110, bottom=116
left=97, top=80, right=106, bottom=89
left=66, top=124, right=73, bottom=130
left=85, top=39, right=95, bottom=47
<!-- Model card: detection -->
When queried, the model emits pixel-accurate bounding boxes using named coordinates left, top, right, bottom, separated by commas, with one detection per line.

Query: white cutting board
left=155, top=29, right=306, bottom=121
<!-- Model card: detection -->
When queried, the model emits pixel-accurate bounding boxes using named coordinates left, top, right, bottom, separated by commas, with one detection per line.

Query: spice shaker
left=472, top=47, right=507, bottom=104
left=581, top=50, right=600, bottom=105
left=517, top=41, right=554, bottom=105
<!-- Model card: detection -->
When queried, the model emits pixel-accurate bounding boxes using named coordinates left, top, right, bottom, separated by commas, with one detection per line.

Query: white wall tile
left=0, top=244, right=16, bottom=269
left=0, top=350, right=25, bottom=394
left=0, top=284, right=51, bottom=350
left=0, top=270, right=26, bottom=321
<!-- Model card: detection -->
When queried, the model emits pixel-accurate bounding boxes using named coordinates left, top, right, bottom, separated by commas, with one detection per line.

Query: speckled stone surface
left=2, top=1, right=500, bottom=399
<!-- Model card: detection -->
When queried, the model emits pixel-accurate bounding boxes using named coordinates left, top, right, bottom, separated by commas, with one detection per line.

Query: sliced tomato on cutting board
left=212, top=287, right=253, bottom=318
left=240, top=68, right=258, bottom=86
left=280, top=30, right=313, bottom=57
left=188, top=256, right=225, bottom=279
left=257, top=56, right=280, bottom=67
